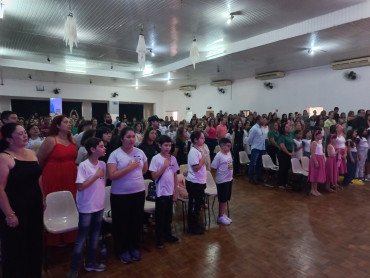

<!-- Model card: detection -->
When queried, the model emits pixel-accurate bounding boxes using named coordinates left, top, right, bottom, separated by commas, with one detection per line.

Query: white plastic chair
left=176, top=174, right=188, bottom=231
left=103, top=186, right=112, bottom=224
left=291, top=158, right=308, bottom=176
left=43, top=191, right=79, bottom=270
left=214, top=145, right=221, bottom=154
left=44, top=191, right=79, bottom=234
left=262, top=154, right=279, bottom=171
left=239, top=151, right=250, bottom=165
left=144, top=179, right=155, bottom=214
left=301, top=156, right=310, bottom=172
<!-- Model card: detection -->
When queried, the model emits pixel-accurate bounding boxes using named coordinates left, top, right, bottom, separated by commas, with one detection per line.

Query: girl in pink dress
left=309, top=129, right=326, bottom=196
left=325, top=134, right=339, bottom=192
left=335, top=124, right=347, bottom=176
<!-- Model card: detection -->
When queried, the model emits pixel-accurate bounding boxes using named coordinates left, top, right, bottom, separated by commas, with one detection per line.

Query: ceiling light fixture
left=208, top=38, right=224, bottom=47
left=65, top=68, right=86, bottom=74
left=143, top=66, right=153, bottom=75
left=206, top=49, right=225, bottom=59
left=136, top=24, right=147, bottom=70
left=0, top=0, right=5, bottom=19
left=190, top=37, right=199, bottom=70
left=226, top=15, right=234, bottom=24
left=63, top=1, right=78, bottom=54
left=167, top=72, right=171, bottom=83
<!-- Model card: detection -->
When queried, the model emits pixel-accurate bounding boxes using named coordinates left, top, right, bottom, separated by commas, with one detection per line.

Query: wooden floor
left=42, top=175, right=370, bottom=278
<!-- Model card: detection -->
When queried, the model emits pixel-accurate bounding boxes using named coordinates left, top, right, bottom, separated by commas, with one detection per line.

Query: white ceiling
left=0, top=0, right=369, bottom=91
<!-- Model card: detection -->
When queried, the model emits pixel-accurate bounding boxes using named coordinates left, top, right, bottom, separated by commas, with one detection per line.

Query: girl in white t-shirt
left=69, top=138, right=107, bottom=277
left=107, top=127, right=148, bottom=264
left=302, top=130, right=312, bottom=158
left=211, top=138, right=233, bottom=225
left=186, top=131, right=207, bottom=235
left=26, top=125, right=44, bottom=154
left=149, top=135, right=179, bottom=248
left=356, top=128, right=368, bottom=180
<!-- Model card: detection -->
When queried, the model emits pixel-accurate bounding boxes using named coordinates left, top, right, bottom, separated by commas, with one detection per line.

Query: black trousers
left=155, top=196, right=173, bottom=241
left=186, top=181, right=206, bottom=230
left=266, top=145, right=279, bottom=165
left=233, top=143, right=245, bottom=174
left=111, top=191, right=145, bottom=254
left=277, top=151, right=292, bottom=186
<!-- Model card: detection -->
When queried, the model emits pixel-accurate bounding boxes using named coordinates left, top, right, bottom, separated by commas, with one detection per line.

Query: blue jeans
left=248, top=148, right=264, bottom=181
left=70, top=209, right=104, bottom=272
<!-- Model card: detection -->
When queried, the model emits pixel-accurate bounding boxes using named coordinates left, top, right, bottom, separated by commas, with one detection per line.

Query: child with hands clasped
left=325, top=134, right=339, bottom=192
left=308, top=129, right=326, bottom=196
left=149, top=135, right=179, bottom=248
left=186, top=131, right=207, bottom=235
left=69, top=138, right=107, bottom=278
left=211, top=138, right=233, bottom=225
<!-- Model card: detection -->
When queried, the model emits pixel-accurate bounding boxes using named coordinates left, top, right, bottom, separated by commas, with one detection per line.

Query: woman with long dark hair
left=277, top=122, right=294, bottom=188
left=0, top=123, right=44, bottom=278
left=231, top=120, right=245, bottom=175
left=173, top=126, right=188, bottom=166
left=138, top=127, right=160, bottom=180
left=107, top=127, right=148, bottom=263
left=37, top=115, right=77, bottom=246
left=204, top=119, right=217, bottom=161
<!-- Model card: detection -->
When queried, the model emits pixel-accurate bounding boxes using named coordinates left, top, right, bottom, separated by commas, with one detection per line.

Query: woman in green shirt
left=277, top=122, right=294, bottom=187
left=267, top=122, right=280, bottom=165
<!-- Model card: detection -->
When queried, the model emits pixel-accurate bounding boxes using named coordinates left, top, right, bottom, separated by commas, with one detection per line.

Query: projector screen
left=50, top=98, right=62, bottom=114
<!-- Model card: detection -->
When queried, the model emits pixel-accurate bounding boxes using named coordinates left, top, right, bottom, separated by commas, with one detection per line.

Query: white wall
left=162, top=65, right=370, bottom=120
left=0, top=79, right=164, bottom=118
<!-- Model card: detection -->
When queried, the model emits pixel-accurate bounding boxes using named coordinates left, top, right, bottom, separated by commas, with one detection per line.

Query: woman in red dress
left=38, top=115, right=78, bottom=246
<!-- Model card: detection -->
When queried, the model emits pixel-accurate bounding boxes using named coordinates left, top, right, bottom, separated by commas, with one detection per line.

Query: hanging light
left=63, top=11, right=78, bottom=53
left=189, top=38, right=199, bottom=70
left=0, top=0, right=5, bottom=19
left=136, top=25, right=147, bottom=70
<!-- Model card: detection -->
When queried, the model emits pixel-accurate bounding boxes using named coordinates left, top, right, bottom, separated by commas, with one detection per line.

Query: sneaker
left=67, top=271, right=78, bottom=278
left=85, top=263, right=106, bottom=272
left=120, top=251, right=132, bottom=264
left=164, top=235, right=179, bottom=243
left=223, top=214, right=232, bottom=223
left=130, top=249, right=142, bottom=261
left=156, top=241, right=164, bottom=249
left=217, top=215, right=231, bottom=225
left=188, top=227, right=205, bottom=235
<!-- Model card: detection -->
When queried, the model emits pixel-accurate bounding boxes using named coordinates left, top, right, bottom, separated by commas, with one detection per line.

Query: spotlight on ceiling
left=264, top=82, right=273, bottom=89
left=28, top=74, right=32, bottom=79
left=111, top=92, right=119, bottom=98
left=111, top=65, right=113, bottom=69
left=147, top=48, right=155, bottom=57
left=226, top=14, right=234, bottom=24
left=345, top=71, right=357, bottom=81
left=47, top=56, right=51, bottom=62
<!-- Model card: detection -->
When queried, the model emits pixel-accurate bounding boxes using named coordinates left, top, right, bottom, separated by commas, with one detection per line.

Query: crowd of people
left=0, top=106, right=370, bottom=278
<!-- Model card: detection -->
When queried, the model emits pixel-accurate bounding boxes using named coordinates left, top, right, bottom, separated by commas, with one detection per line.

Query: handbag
left=146, top=174, right=163, bottom=202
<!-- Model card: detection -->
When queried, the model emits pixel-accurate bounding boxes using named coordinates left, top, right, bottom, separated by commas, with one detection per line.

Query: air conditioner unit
left=179, top=85, right=196, bottom=91
left=331, top=57, right=370, bottom=70
left=255, top=71, right=285, bottom=80
left=210, top=80, right=232, bottom=87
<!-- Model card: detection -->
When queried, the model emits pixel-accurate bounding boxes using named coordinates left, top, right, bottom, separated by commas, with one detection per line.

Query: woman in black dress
left=0, top=123, right=44, bottom=278
left=173, top=126, right=188, bottom=166
left=138, top=127, right=160, bottom=180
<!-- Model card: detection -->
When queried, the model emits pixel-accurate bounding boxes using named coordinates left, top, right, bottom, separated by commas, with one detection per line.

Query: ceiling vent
left=210, top=80, right=232, bottom=87
left=331, top=57, right=370, bottom=70
left=255, top=71, right=285, bottom=80
left=179, top=85, right=196, bottom=91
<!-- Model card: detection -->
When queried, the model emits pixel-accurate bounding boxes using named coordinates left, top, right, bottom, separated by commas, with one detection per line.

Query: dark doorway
left=119, top=103, right=143, bottom=122
left=11, top=99, right=50, bottom=118
left=92, top=102, right=108, bottom=124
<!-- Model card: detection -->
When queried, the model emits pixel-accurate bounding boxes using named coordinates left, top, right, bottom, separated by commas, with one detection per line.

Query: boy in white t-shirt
left=149, top=135, right=179, bottom=248
left=69, top=138, right=107, bottom=278
left=211, top=138, right=233, bottom=225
